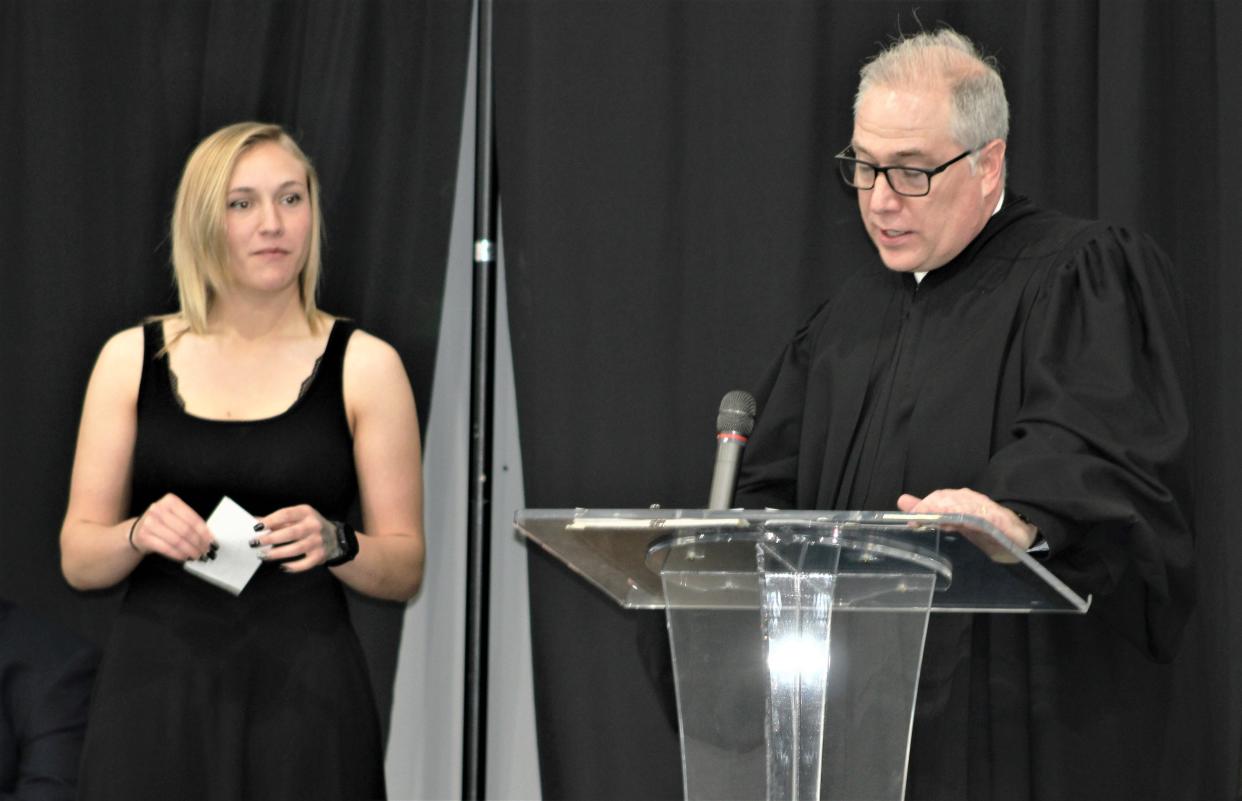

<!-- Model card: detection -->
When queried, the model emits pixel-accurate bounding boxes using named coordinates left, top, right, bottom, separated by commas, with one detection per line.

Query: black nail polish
left=248, top=538, right=260, bottom=548
left=253, top=523, right=265, bottom=532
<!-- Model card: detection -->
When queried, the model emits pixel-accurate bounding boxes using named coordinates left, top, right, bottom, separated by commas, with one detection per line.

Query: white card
left=183, top=496, right=263, bottom=595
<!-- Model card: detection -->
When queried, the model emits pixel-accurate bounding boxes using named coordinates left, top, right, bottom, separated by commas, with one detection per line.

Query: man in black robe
left=735, top=29, right=1196, bottom=801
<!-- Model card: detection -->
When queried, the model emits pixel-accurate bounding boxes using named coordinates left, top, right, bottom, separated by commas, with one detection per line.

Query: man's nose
left=867, top=172, right=903, bottom=213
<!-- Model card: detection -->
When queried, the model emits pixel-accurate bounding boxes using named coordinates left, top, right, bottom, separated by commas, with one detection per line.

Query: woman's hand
left=252, top=505, right=338, bottom=572
left=130, top=493, right=217, bottom=562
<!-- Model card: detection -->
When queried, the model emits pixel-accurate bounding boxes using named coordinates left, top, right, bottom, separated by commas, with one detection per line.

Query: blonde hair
left=169, top=122, right=325, bottom=333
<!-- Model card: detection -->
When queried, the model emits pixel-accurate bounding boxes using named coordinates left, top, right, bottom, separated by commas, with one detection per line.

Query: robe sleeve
left=973, top=224, right=1195, bottom=661
left=733, top=306, right=822, bottom=510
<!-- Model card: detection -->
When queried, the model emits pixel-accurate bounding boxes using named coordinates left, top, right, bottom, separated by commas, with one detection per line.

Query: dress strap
left=141, top=320, right=164, bottom=361
left=296, top=319, right=356, bottom=401
left=137, top=320, right=174, bottom=410
left=324, top=318, right=357, bottom=365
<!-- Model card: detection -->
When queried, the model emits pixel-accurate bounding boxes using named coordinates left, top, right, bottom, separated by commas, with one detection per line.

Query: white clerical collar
left=913, top=191, right=1006, bottom=284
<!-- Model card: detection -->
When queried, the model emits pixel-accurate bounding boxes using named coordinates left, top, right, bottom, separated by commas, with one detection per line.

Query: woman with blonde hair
left=61, top=121, right=424, bottom=799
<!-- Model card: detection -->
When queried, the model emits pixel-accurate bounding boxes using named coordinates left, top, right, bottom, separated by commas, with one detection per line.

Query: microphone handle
left=708, top=432, right=747, bottom=509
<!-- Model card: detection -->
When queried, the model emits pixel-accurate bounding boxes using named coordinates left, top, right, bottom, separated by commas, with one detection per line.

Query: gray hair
left=854, top=29, right=1009, bottom=154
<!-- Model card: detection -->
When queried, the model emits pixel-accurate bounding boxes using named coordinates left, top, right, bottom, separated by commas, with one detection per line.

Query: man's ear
left=978, top=138, right=1007, bottom=196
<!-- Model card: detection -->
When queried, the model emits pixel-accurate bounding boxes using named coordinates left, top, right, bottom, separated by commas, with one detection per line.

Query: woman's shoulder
left=97, top=324, right=145, bottom=366
left=95, top=313, right=186, bottom=374
left=87, top=324, right=150, bottom=400
left=341, top=326, right=406, bottom=376
left=337, top=325, right=415, bottom=416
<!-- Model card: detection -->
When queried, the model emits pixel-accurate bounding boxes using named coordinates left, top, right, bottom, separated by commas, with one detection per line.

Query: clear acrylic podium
left=515, top=509, right=1088, bottom=801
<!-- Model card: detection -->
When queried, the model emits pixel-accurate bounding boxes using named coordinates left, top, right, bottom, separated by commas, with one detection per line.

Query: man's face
left=852, top=85, right=999, bottom=273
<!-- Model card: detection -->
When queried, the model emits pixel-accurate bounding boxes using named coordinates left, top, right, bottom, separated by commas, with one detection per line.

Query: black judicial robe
left=735, top=196, right=1197, bottom=801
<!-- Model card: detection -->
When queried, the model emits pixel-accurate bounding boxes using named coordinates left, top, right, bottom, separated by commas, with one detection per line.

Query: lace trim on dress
left=167, top=353, right=327, bottom=411
left=296, top=353, right=326, bottom=400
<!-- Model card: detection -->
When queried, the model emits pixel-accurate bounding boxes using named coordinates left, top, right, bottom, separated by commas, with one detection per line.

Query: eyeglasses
left=834, top=147, right=975, bottom=197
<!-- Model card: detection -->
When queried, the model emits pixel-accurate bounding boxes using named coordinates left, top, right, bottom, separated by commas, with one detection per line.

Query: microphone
left=708, top=390, right=757, bottom=509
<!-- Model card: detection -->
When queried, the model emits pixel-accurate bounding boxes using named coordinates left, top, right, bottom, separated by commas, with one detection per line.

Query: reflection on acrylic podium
left=516, top=509, right=1088, bottom=801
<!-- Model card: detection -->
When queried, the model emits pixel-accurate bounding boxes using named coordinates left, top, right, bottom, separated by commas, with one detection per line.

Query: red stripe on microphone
left=717, top=432, right=749, bottom=444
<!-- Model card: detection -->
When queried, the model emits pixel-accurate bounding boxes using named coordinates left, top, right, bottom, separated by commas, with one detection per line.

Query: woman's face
left=223, top=141, right=312, bottom=296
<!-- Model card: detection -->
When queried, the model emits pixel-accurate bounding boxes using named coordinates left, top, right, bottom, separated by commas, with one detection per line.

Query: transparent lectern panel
left=663, top=540, right=936, bottom=801
left=515, top=510, right=1088, bottom=801
left=663, top=600, right=768, bottom=800
left=514, top=509, right=1089, bottom=613
left=817, top=598, right=933, bottom=800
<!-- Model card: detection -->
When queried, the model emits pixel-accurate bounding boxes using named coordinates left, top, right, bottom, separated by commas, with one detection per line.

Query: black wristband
left=324, top=520, right=358, bottom=567
left=128, top=515, right=144, bottom=553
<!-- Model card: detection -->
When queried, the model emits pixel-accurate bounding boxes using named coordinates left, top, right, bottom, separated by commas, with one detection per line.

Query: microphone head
left=716, top=390, right=757, bottom=435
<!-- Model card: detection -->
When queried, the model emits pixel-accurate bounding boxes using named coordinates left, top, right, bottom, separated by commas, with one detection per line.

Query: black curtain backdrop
left=0, top=0, right=471, bottom=739
left=497, top=2, right=1241, bottom=799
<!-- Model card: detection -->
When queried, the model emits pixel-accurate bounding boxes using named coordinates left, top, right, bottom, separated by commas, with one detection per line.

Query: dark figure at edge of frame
left=0, top=599, right=98, bottom=801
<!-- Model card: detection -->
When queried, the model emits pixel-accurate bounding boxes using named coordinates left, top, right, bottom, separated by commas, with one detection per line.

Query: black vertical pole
left=464, top=0, right=497, bottom=796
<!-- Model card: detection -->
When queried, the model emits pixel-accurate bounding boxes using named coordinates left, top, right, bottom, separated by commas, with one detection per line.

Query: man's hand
left=897, top=488, right=1038, bottom=552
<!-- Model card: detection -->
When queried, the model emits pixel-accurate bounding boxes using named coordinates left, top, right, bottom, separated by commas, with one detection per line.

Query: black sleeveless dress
left=78, top=320, right=386, bottom=801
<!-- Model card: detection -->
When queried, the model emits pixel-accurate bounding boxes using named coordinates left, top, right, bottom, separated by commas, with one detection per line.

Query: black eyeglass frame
left=834, top=147, right=976, bottom=197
